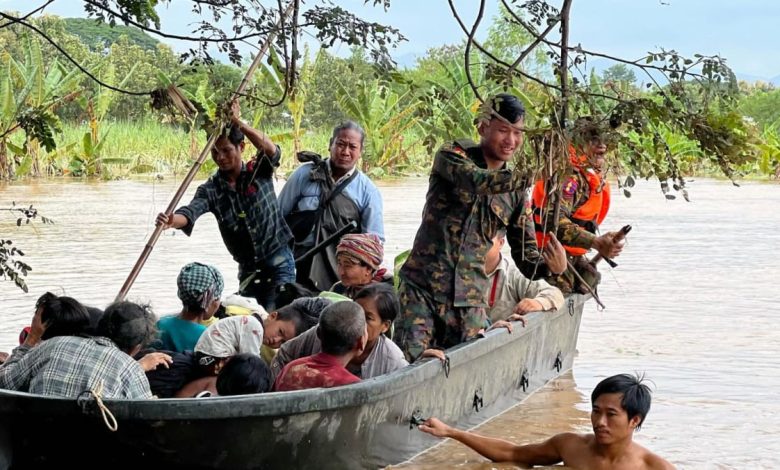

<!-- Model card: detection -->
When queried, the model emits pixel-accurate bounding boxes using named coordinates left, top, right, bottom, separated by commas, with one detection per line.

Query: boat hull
left=0, top=294, right=585, bottom=469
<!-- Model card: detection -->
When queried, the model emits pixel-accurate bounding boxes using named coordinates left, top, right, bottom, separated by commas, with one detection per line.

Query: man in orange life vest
left=519, top=129, right=623, bottom=294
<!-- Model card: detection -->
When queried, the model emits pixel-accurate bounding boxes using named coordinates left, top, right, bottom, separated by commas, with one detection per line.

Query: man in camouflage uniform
left=517, top=128, right=623, bottom=294
left=394, top=93, right=540, bottom=361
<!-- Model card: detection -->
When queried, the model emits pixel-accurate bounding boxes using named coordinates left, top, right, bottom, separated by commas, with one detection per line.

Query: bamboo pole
left=115, top=3, right=294, bottom=301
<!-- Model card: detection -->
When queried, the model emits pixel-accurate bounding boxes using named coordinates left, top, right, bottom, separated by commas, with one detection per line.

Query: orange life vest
left=532, top=148, right=610, bottom=256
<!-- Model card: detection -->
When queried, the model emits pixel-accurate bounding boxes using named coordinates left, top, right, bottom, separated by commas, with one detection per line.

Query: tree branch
left=507, top=12, right=560, bottom=74
left=551, top=0, right=572, bottom=233
left=0, top=0, right=53, bottom=29
left=0, top=12, right=154, bottom=96
left=81, top=0, right=273, bottom=44
left=463, top=0, right=486, bottom=102
left=499, top=0, right=710, bottom=81
left=447, top=0, right=562, bottom=92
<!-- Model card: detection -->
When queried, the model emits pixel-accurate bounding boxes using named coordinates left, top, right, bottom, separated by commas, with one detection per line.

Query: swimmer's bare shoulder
left=639, top=444, right=676, bottom=470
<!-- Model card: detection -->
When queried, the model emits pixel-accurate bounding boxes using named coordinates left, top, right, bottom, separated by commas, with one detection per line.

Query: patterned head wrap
left=177, top=262, right=224, bottom=311
left=336, top=233, right=384, bottom=271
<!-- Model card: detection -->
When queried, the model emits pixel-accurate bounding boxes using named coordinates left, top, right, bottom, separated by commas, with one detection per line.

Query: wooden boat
left=0, top=294, right=586, bottom=470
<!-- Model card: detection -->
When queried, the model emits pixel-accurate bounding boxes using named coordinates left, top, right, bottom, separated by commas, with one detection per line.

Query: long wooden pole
left=116, top=4, right=294, bottom=301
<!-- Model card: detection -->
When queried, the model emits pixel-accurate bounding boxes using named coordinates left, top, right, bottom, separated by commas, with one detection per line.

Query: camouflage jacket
left=399, top=140, right=528, bottom=307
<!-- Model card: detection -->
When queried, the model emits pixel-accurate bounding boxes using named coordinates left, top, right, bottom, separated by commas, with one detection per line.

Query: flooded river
left=1, top=176, right=779, bottom=469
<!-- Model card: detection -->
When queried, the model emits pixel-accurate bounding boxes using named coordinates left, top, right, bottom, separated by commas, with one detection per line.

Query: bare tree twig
left=550, top=0, right=573, bottom=233
left=81, top=0, right=272, bottom=44
left=447, top=0, right=562, bottom=92
left=499, top=0, right=710, bottom=81
left=507, top=13, right=560, bottom=74
left=463, top=0, right=486, bottom=102
left=0, top=0, right=53, bottom=29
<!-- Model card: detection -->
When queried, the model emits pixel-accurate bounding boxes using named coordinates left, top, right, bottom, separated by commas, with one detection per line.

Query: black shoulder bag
left=285, top=169, right=358, bottom=242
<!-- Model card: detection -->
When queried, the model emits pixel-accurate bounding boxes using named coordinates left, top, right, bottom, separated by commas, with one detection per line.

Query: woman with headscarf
left=330, top=233, right=392, bottom=299
left=157, top=262, right=224, bottom=353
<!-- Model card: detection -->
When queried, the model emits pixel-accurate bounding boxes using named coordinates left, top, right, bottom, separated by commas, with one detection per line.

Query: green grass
left=46, top=119, right=434, bottom=179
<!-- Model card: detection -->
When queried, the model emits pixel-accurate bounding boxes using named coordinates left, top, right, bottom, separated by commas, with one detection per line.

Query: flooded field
left=2, top=176, right=778, bottom=469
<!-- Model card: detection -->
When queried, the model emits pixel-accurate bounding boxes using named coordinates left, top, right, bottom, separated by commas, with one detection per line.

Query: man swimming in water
left=418, top=373, right=675, bottom=469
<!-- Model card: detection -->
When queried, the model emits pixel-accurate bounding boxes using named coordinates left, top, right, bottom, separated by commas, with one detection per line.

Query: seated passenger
left=30, top=292, right=92, bottom=344
left=330, top=233, right=392, bottom=299
left=174, top=353, right=273, bottom=398
left=271, top=284, right=407, bottom=380
left=273, top=301, right=367, bottom=391
left=194, top=297, right=326, bottom=372
left=0, top=301, right=157, bottom=399
left=139, top=349, right=200, bottom=398
left=485, top=233, right=564, bottom=323
left=15, top=295, right=104, bottom=346
left=216, top=353, right=273, bottom=396
left=157, top=262, right=224, bottom=353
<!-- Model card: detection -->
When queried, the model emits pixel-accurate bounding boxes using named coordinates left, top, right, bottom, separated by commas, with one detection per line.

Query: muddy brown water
left=1, top=176, right=778, bottom=469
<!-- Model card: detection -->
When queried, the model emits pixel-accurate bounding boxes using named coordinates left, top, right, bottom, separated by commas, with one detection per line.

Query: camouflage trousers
left=393, top=279, right=489, bottom=362
left=547, top=255, right=601, bottom=295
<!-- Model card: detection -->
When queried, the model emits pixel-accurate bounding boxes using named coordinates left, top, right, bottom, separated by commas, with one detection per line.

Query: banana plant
left=336, top=78, right=420, bottom=174
left=412, top=57, right=537, bottom=155
left=0, top=37, right=82, bottom=178
left=754, top=125, right=780, bottom=177
left=72, top=60, right=139, bottom=176
left=247, top=45, right=314, bottom=156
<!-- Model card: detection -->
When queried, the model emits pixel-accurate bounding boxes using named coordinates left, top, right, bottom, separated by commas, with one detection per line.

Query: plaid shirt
left=0, top=336, right=152, bottom=399
left=175, top=147, right=293, bottom=272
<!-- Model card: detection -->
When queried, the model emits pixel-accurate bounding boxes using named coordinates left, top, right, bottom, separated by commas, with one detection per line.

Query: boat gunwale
left=0, top=295, right=584, bottom=421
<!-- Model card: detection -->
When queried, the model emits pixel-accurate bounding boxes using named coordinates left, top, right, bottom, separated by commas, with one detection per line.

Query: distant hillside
left=62, top=18, right=160, bottom=52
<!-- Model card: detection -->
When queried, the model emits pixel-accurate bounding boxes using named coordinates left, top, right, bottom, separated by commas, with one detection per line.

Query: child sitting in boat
left=215, top=353, right=273, bottom=395
left=156, top=262, right=224, bottom=353
left=273, top=301, right=368, bottom=391
left=173, top=353, right=274, bottom=398
left=271, top=284, right=407, bottom=381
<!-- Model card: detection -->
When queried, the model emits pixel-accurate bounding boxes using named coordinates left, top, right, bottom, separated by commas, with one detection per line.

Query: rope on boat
left=79, top=380, right=119, bottom=432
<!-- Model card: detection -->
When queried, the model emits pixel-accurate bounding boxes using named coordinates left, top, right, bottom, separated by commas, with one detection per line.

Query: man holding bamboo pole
left=156, top=100, right=295, bottom=310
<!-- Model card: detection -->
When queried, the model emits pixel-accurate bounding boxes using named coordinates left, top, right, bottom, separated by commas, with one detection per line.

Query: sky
left=2, top=0, right=778, bottom=80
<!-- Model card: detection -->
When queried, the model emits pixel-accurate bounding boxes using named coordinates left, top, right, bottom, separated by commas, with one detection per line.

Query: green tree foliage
left=601, top=64, right=637, bottom=86
left=62, top=17, right=160, bottom=52
left=306, top=48, right=377, bottom=130
left=1, top=203, right=53, bottom=293
left=336, top=78, right=419, bottom=174
left=739, top=85, right=780, bottom=127
left=482, top=5, right=549, bottom=75
left=102, top=36, right=180, bottom=119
